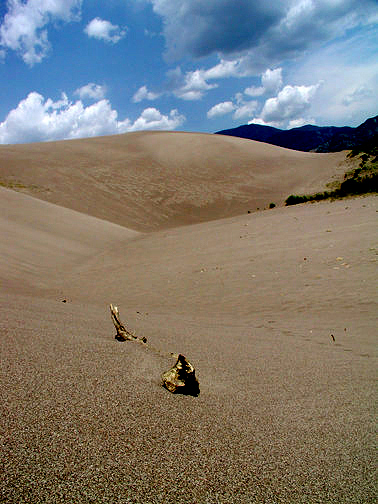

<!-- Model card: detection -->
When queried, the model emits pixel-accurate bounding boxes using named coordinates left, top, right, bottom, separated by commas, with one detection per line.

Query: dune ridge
left=0, top=131, right=347, bottom=231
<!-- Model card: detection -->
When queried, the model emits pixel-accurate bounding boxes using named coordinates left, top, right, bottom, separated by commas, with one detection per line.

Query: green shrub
left=285, top=194, right=309, bottom=205
left=286, top=142, right=377, bottom=206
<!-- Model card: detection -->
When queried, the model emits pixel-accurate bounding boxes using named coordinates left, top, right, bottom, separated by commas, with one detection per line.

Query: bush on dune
left=285, top=141, right=377, bottom=206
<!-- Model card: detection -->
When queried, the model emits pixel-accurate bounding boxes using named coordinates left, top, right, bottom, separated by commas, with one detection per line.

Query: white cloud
left=173, top=69, right=217, bottom=101
left=288, top=118, right=309, bottom=128
left=207, top=101, right=235, bottom=119
left=207, top=97, right=258, bottom=122
left=206, top=66, right=284, bottom=123
left=0, top=92, right=185, bottom=144
left=203, top=59, right=244, bottom=79
left=0, top=0, right=81, bottom=65
left=166, top=59, right=249, bottom=102
left=75, top=83, right=107, bottom=100
left=261, top=68, right=283, bottom=94
left=165, top=59, right=280, bottom=104
left=233, top=101, right=258, bottom=120
left=84, top=17, right=126, bottom=44
left=259, top=83, right=320, bottom=126
left=245, top=68, right=283, bottom=97
left=128, top=107, right=184, bottom=131
left=0, top=92, right=119, bottom=143
left=244, top=86, right=265, bottom=97
left=185, top=56, right=262, bottom=85
left=247, top=117, right=275, bottom=127
left=132, top=86, right=160, bottom=103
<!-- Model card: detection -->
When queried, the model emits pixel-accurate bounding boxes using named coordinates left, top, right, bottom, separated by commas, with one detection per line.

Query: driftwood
left=110, top=304, right=199, bottom=396
left=162, top=354, right=200, bottom=396
left=110, top=303, right=145, bottom=342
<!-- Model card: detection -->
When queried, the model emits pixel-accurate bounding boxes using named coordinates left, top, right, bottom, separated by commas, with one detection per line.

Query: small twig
left=110, top=304, right=138, bottom=341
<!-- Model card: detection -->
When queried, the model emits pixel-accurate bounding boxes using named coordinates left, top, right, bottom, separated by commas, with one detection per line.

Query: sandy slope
left=0, top=187, right=139, bottom=295
left=0, top=132, right=376, bottom=503
left=0, top=131, right=347, bottom=231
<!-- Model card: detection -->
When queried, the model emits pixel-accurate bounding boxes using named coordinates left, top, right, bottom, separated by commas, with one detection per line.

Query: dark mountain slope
left=216, top=115, right=378, bottom=152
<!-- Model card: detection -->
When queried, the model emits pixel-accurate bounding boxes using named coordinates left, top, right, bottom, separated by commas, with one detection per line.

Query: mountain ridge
left=216, top=115, right=378, bottom=152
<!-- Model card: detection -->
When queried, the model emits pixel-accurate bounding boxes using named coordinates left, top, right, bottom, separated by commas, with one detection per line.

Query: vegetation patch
left=285, top=137, right=377, bottom=206
left=0, top=178, right=45, bottom=192
left=0, top=179, right=28, bottom=189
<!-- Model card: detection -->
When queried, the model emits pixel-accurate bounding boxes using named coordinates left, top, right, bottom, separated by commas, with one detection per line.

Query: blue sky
left=0, top=0, right=377, bottom=144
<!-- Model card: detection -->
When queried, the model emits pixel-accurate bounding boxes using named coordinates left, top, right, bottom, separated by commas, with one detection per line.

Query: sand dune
left=0, top=186, right=138, bottom=295
left=0, top=131, right=347, bottom=231
left=0, top=132, right=376, bottom=503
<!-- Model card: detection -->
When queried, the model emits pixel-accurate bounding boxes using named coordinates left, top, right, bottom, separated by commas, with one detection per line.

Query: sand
left=0, top=131, right=347, bottom=230
left=0, top=132, right=376, bottom=503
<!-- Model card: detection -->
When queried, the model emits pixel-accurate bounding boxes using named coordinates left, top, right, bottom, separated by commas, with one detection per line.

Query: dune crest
left=0, top=130, right=347, bottom=231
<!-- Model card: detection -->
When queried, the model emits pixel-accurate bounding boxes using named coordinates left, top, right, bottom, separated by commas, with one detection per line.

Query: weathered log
left=162, top=354, right=200, bottom=396
left=110, top=304, right=139, bottom=342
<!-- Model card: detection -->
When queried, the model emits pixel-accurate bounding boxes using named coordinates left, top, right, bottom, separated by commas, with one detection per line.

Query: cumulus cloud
left=261, top=68, right=283, bottom=94
left=165, top=62, right=281, bottom=103
left=0, top=92, right=185, bottom=144
left=132, top=85, right=160, bottom=103
left=245, top=68, right=283, bottom=97
left=203, top=58, right=245, bottom=79
left=168, top=68, right=218, bottom=100
left=75, top=83, right=107, bottom=100
left=207, top=67, right=285, bottom=123
left=205, top=63, right=322, bottom=127
left=233, top=101, right=258, bottom=120
left=166, top=60, right=247, bottom=102
left=246, top=117, right=274, bottom=127
left=207, top=101, right=235, bottom=118
left=84, top=17, right=126, bottom=44
left=207, top=98, right=258, bottom=121
left=0, top=92, right=122, bottom=143
left=0, top=0, right=82, bottom=65
left=243, top=86, right=265, bottom=98
left=128, top=108, right=184, bottom=132
left=288, top=118, right=309, bottom=128
left=183, top=57, right=256, bottom=87
left=148, top=0, right=377, bottom=67
left=253, top=83, right=320, bottom=127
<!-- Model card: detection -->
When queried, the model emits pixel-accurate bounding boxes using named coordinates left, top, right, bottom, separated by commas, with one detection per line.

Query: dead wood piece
left=109, top=304, right=199, bottom=396
left=162, top=354, right=200, bottom=396
left=110, top=304, right=138, bottom=342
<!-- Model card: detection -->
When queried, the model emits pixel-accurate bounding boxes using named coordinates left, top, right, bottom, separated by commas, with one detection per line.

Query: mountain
left=216, top=115, right=378, bottom=152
